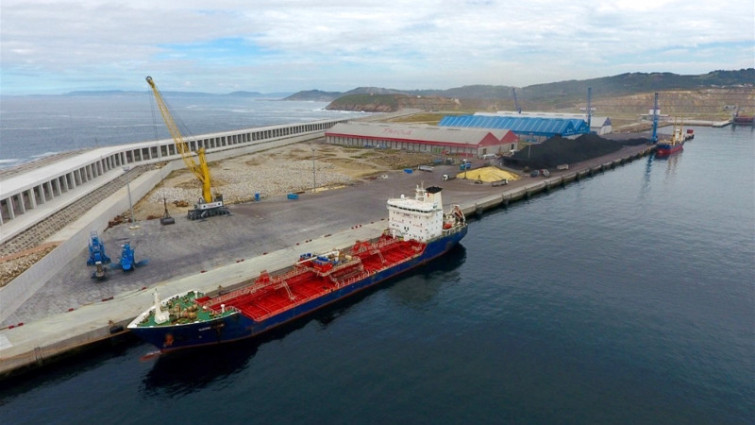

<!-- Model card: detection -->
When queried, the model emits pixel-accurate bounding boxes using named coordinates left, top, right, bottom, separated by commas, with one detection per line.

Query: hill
left=284, top=89, right=343, bottom=101
left=316, top=68, right=755, bottom=119
left=518, top=69, right=755, bottom=101
left=325, top=93, right=460, bottom=112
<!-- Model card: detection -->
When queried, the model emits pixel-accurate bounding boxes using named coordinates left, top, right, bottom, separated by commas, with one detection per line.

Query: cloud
left=1, top=0, right=753, bottom=94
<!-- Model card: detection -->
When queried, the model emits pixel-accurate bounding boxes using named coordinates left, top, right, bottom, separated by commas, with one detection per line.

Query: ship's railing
left=371, top=237, right=403, bottom=250
left=206, top=282, right=270, bottom=306
left=316, top=256, right=362, bottom=277
left=277, top=266, right=307, bottom=281
left=200, top=304, right=241, bottom=316
left=328, top=264, right=366, bottom=288
left=441, top=222, right=465, bottom=237
left=335, top=271, right=372, bottom=288
left=275, top=280, right=296, bottom=300
left=206, top=286, right=255, bottom=307
left=205, top=267, right=308, bottom=306
left=352, top=235, right=400, bottom=254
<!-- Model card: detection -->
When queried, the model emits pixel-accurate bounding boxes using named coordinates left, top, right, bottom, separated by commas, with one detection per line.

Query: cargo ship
left=655, top=122, right=685, bottom=157
left=128, top=185, right=468, bottom=352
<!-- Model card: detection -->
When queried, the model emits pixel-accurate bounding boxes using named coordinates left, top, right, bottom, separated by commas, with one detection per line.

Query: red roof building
left=325, top=122, right=518, bottom=158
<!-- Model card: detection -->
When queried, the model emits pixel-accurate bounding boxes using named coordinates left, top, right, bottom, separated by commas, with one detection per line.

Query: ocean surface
left=0, top=98, right=753, bottom=424
left=0, top=94, right=364, bottom=168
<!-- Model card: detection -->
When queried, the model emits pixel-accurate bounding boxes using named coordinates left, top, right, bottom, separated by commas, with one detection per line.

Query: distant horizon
left=0, top=90, right=296, bottom=98
left=1, top=68, right=752, bottom=98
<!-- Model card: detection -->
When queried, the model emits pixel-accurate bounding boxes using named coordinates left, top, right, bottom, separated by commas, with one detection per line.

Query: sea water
left=0, top=94, right=363, bottom=168
left=0, top=111, right=753, bottom=424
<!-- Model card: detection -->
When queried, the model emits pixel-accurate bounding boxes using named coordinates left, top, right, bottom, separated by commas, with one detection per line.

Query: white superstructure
left=387, top=185, right=445, bottom=242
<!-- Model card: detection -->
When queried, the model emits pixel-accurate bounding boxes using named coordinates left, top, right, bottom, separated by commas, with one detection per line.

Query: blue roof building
left=438, top=115, right=590, bottom=139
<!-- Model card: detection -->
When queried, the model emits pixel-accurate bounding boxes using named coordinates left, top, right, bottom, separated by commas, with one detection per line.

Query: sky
left=1, top=0, right=753, bottom=95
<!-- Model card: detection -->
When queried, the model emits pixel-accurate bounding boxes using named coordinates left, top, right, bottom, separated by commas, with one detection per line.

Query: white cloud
left=1, top=0, right=753, bottom=94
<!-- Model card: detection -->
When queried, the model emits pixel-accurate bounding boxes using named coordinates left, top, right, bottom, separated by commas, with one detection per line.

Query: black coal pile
left=504, top=133, right=648, bottom=170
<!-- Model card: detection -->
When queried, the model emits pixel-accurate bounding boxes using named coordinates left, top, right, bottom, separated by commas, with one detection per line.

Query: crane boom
left=146, top=76, right=213, bottom=203
left=651, top=92, right=659, bottom=143
left=512, top=88, right=522, bottom=114
left=146, top=76, right=229, bottom=220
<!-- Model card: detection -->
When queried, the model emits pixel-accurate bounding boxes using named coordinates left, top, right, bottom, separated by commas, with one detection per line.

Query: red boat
left=656, top=122, right=685, bottom=158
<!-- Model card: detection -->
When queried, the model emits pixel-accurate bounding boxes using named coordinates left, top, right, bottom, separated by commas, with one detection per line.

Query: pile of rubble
left=147, top=159, right=353, bottom=206
left=0, top=244, right=58, bottom=288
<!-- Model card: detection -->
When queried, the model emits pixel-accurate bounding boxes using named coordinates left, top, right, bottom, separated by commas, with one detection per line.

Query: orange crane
left=146, top=76, right=229, bottom=220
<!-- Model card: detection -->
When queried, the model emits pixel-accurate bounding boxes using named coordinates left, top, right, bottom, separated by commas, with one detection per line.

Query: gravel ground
left=132, top=141, right=437, bottom=220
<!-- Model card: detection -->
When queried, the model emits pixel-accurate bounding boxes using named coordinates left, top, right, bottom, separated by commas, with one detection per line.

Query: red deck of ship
left=199, top=236, right=425, bottom=321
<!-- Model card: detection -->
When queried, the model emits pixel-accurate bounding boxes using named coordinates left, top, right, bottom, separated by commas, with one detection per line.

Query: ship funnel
left=424, top=186, right=443, bottom=210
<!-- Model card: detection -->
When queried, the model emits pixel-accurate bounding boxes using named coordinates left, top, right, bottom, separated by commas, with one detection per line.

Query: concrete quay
left=464, top=144, right=654, bottom=215
left=0, top=141, right=653, bottom=378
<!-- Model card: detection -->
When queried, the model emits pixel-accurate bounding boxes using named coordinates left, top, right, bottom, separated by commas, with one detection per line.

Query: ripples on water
left=1, top=126, right=753, bottom=424
left=0, top=95, right=362, bottom=168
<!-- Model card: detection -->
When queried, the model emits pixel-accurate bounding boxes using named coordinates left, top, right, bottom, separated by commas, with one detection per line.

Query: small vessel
left=733, top=111, right=754, bottom=125
left=128, top=185, right=468, bottom=352
left=655, top=121, right=685, bottom=157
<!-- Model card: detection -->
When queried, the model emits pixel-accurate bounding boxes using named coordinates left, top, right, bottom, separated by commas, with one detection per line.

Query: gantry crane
left=146, top=76, right=229, bottom=220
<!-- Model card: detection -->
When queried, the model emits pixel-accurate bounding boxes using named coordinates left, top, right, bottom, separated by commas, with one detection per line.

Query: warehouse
left=484, top=111, right=613, bottom=135
left=438, top=114, right=591, bottom=142
left=325, top=122, right=518, bottom=158
left=477, top=111, right=613, bottom=135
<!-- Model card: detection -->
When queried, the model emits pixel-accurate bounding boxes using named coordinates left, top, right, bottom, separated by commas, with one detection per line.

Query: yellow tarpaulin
left=457, top=166, right=520, bottom=182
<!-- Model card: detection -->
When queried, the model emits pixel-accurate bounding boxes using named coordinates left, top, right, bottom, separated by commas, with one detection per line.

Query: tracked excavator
left=146, top=76, right=229, bottom=220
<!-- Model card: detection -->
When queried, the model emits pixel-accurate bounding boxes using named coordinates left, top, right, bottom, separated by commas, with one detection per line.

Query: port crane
left=146, top=76, right=229, bottom=220
left=651, top=92, right=659, bottom=143
left=512, top=88, right=522, bottom=114
left=586, top=87, right=592, bottom=132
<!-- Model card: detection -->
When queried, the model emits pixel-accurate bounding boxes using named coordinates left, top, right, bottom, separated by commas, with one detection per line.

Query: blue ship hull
left=129, top=227, right=467, bottom=352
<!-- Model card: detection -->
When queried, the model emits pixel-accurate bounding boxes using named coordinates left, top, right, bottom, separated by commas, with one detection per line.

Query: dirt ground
left=131, top=141, right=438, bottom=221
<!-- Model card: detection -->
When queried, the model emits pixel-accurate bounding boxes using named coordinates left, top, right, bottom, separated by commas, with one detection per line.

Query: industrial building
left=438, top=114, right=596, bottom=142
left=478, top=111, right=613, bottom=135
left=325, top=122, right=519, bottom=158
